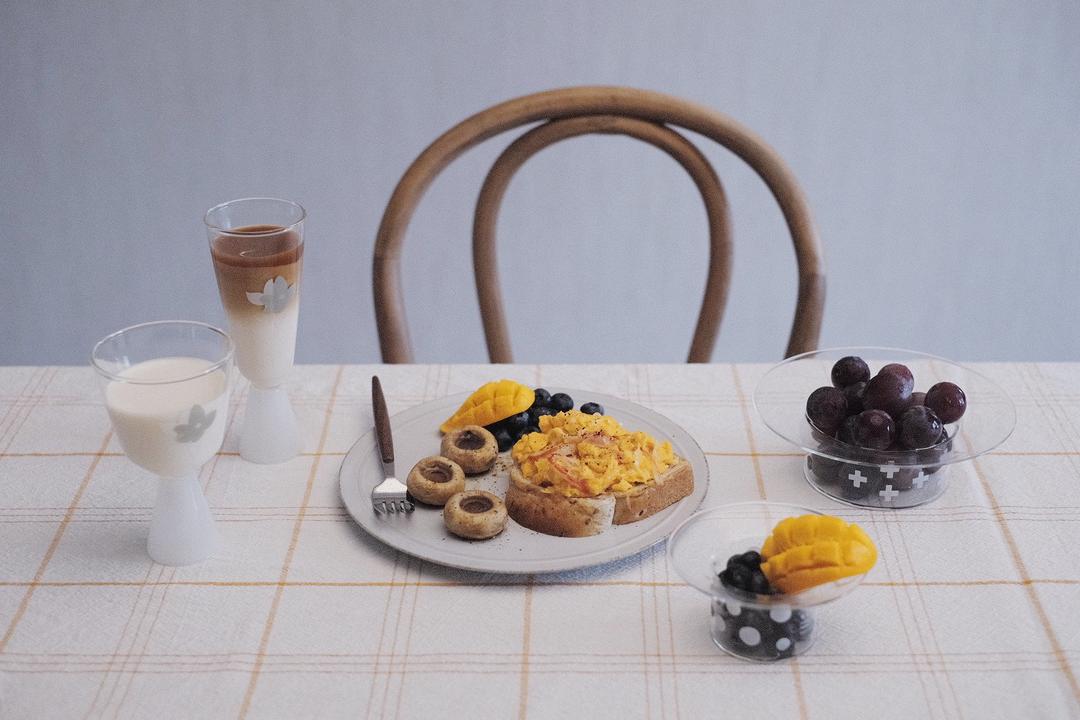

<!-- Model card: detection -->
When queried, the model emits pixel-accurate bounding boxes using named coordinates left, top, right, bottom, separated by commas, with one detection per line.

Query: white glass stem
left=147, top=474, right=217, bottom=566
left=239, top=385, right=300, bottom=464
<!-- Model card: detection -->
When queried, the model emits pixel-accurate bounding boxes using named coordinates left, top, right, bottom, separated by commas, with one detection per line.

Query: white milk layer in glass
left=226, top=297, right=298, bottom=388
left=105, top=356, right=229, bottom=477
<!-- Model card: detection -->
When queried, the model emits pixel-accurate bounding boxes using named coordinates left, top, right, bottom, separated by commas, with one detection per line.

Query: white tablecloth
left=0, top=363, right=1077, bottom=719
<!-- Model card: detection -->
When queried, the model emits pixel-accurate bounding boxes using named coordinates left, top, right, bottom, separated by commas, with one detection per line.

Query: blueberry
left=750, top=570, right=771, bottom=595
left=580, top=402, right=604, bottom=415
left=504, top=411, right=529, bottom=432
left=525, top=423, right=541, bottom=435
left=788, top=610, right=814, bottom=641
left=739, top=551, right=763, bottom=567
left=741, top=607, right=774, bottom=632
left=716, top=597, right=745, bottom=622
left=492, top=427, right=514, bottom=452
left=733, top=616, right=767, bottom=649
left=724, top=564, right=752, bottom=591
left=549, top=392, right=574, bottom=413
left=528, top=406, right=554, bottom=425
left=531, top=388, right=551, bottom=408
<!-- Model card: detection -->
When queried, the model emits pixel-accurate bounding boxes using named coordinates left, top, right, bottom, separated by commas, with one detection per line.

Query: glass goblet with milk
left=92, top=321, right=233, bottom=566
left=204, top=198, right=305, bottom=464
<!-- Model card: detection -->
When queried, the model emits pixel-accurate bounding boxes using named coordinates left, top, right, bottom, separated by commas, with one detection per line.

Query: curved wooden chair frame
left=373, top=86, right=824, bottom=363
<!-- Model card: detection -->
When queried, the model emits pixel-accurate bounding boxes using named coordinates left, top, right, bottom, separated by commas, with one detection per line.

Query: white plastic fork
left=370, top=376, right=414, bottom=515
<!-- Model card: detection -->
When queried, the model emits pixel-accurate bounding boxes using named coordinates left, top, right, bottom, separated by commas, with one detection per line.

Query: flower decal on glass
left=174, top=404, right=216, bottom=443
left=246, top=276, right=296, bottom=313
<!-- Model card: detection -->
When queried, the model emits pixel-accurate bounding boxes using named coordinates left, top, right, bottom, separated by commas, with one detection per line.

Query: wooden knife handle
left=371, top=376, right=394, bottom=464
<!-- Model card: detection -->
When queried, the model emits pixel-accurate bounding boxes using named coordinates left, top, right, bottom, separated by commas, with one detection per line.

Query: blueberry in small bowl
left=669, top=503, right=875, bottom=662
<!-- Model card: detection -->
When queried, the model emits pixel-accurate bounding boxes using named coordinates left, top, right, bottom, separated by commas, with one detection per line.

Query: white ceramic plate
left=339, top=388, right=710, bottom=574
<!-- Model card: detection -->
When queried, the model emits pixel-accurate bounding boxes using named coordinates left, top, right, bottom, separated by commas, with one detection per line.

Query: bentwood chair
left=373, top=86, right=824, bottom=363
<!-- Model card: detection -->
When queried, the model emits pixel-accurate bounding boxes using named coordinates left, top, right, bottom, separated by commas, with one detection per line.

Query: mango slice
left=439, top=380, right=535, bottom=434
left=760, top=515, right=877, bottom=594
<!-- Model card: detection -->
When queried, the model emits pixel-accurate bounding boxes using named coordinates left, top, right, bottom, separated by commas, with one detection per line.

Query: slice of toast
left=612, top=459, right=694, bottom=524
left=506, top=468, right=615, bottom=537
left=506, top=460, right=694, bottom=537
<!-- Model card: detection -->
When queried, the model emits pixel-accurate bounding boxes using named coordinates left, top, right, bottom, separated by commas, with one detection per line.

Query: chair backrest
left=373, top=86, right=824, bottom=363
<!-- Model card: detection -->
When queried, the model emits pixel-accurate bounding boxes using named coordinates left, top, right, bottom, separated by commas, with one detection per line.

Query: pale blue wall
left=3, top=0, right=1078, bottom=363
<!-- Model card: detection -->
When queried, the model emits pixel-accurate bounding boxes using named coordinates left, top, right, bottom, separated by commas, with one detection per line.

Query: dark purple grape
left=863, top=372, right=912, bottom=418
left=842, top=381, right=867, bottom=415
left=879, top=363, right=915, bottom=394
left=888, top=393, right=919, bottom=421
left=807, top=453, right=842, bottom=484
left=898, top=406, right=943, bottom=449
left=910, top=391, right=926, bottom=407
left=831, top=356, right=870, bottom=388
left=806, top=386, right=848, bottom=435
left=853, top=410, right=895, bottom=450
left=837, top=415, right=859, bottom=446
left=925, top=382, right=967, bottom=423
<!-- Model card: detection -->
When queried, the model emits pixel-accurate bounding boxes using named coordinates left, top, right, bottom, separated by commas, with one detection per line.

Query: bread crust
left=506, top=460, right=693, bottom=536
left=612, top=460, right=694, bottom=524
left=506, top=468, right=614, bottom=537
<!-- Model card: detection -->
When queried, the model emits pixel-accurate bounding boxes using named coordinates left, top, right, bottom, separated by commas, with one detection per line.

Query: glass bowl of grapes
left=668, top=502, right=871, bottom=662
left=753, top=347, right=1015, bottom=509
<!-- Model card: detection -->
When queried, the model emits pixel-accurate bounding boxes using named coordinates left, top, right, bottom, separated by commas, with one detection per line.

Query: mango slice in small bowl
left=668, top=502, right=876, bottom=662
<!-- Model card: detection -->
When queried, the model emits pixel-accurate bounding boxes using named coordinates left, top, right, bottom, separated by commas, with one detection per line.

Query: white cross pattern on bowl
left=879, top=485, right=900, bottom=502
left=848, top=469, right=868, bottom=488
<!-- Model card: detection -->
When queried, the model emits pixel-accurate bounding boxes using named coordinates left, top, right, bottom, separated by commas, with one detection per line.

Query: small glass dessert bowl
left=753, top=347, right=1016, bottom=509
left=668, top=502, right=870, bottom=662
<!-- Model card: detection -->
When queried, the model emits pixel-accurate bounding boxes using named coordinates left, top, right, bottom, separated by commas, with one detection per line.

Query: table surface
left=0, top=363, right=1078, bottom=719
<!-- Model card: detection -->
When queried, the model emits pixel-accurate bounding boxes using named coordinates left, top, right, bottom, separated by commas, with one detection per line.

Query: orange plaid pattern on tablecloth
left=0, top=363, right=1077, bottom=719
